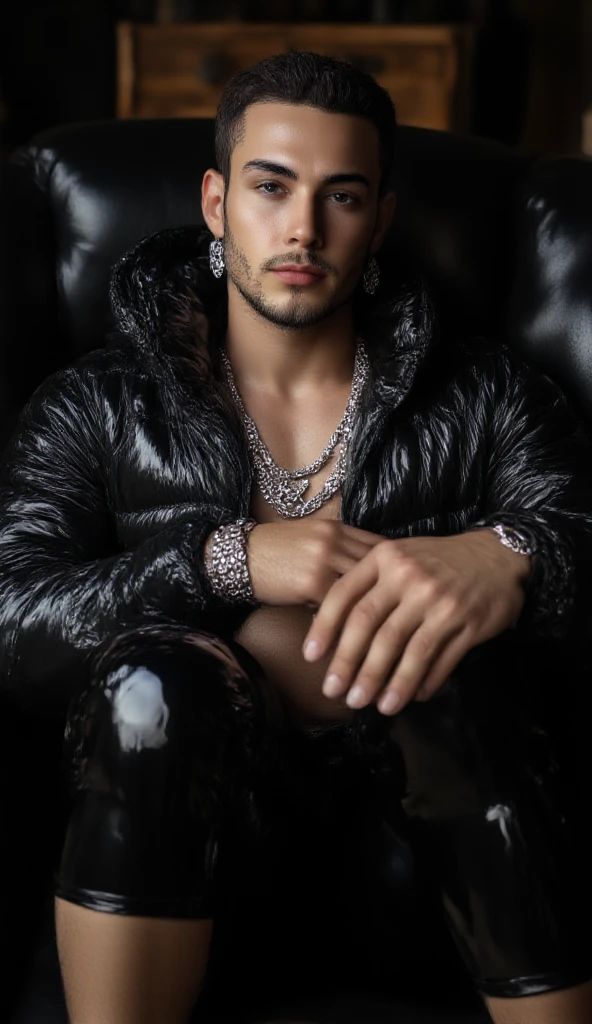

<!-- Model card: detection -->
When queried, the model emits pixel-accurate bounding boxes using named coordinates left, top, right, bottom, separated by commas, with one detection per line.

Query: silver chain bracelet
left=204, top=518, right=257, bottom=604
left=474, top=521, right=538, bottom=559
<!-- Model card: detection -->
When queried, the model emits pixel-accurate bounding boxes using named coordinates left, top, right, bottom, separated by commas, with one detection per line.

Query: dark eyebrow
left=242, top=160, right=370, bottom=189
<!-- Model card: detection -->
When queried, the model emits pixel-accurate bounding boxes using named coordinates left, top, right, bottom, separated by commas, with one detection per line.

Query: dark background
left=0, top=1, right=590, bottom=157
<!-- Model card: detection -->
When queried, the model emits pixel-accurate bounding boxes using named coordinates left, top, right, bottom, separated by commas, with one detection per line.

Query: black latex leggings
left=55, top=624, right=592, bottom=1006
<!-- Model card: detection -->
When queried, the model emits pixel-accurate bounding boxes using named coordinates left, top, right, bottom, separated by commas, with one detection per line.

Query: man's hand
left=245, top=520, right=384, bottom=606
left=301, top=529, right=532, bottom=715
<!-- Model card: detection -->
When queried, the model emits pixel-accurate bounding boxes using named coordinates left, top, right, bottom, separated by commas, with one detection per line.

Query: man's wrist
left=467, top=526, right=533, bottom=587
left=204, top=518, right=258, bottom=604
left=466, top=517, right=573, bottom=638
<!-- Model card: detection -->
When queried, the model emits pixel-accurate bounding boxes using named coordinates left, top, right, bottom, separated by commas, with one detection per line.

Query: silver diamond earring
left=362, top=256, right=380, bottom=295
left=209, top=238, right=225, bottom=278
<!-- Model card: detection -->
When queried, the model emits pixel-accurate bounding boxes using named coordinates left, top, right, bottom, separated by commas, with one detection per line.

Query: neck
left=224, top=282, right=358, bottom=397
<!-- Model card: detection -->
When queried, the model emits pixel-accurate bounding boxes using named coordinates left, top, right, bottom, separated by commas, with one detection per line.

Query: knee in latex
left=56, top=624, right=283, bottom=917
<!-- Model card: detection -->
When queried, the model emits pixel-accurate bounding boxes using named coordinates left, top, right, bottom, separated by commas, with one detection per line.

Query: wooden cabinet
left=117, top=21, right=474, bottom=132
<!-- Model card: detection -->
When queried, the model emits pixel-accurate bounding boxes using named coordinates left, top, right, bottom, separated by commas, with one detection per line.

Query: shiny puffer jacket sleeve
left=0, top=366, right=229, bottom=710
left=469, top=349, right=592, bottom=641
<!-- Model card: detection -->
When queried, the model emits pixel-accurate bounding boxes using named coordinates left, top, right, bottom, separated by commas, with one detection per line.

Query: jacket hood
left=109, top=224, right=437, bottom=409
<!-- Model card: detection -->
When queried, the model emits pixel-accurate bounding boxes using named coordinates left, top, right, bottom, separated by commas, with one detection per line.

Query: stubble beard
left=222, top=222, right=353, bottom=331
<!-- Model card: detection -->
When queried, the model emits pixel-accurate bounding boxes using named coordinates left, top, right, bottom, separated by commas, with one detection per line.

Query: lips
left=272, top=264, right=327, bottom=286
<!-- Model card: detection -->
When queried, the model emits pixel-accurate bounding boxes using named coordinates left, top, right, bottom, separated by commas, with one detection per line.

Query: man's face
left=218, top=102, right=390, bottom=329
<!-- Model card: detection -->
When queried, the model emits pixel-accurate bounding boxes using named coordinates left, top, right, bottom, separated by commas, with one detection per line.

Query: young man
left=1, top=50, right=592, bottom=1024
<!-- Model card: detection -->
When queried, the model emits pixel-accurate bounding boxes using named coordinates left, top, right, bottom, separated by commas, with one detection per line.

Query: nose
left=284, top=192, right=323, bottom=250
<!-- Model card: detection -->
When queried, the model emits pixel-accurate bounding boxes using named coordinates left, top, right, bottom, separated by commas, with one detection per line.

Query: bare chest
left=234, top=407, right=354, bottom=728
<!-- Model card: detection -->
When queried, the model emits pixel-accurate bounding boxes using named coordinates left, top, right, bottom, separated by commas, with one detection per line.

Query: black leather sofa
left=1, top=117, right=591, bottom=1023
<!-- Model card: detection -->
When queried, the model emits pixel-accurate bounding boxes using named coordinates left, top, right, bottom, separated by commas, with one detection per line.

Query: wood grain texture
left=117, top=21, right=474, bottom=132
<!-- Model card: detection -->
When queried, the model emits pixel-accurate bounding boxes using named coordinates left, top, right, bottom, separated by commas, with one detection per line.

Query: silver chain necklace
left=221, top=340, right=370, bottom=518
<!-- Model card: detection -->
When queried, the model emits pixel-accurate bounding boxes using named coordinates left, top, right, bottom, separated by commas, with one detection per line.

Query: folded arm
left=0, top=367, right=231, bottom=709
left=302, top=348, right=592, bottom=713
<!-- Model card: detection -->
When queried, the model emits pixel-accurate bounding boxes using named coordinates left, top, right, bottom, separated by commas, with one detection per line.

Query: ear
left=201, top=169, right=226, bottom=238
left=370, top=190, right=397, bottom=255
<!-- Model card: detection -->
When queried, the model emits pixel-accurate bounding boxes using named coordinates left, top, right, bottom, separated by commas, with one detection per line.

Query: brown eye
left=329, top=192, right=357, bottom=205
left=256, top=181, right=284, bottom=196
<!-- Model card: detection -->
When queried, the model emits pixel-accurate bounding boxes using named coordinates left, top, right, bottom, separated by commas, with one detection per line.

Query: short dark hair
left=214, top=49, right=397, bottom=195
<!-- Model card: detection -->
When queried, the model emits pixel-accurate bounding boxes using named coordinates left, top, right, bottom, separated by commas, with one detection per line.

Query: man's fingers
left=303, top=558, right=379, bottom=662
left=321, top=540, right=375, bottom=584
left=303, top=540, right=381, bottom=613
left=337, top=606, right=426, bottom=704
left=341, top=525, right=385, bottom=547
left=342, top=537, right=381, bottom=564
left=327, top=604, right=422, bottom=705
left=412, top=630, right=474, bottom=702
left=376, top=626, right=471, bottom=715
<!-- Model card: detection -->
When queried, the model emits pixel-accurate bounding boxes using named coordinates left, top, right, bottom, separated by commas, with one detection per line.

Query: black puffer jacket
left=1, top=226, right=591, bottom=713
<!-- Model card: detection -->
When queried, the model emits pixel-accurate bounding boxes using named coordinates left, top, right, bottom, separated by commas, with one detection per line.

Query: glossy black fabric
left=0, top=222, right=591, bottom=712
left=2, top=118, right=592, bottom=1019
left=56, top=627, right=286, bottom=920
left=56, top=625, right=592, bottom=1003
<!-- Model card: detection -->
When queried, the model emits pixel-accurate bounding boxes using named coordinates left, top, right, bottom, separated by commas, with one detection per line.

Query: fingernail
left=378, top=690, right=400, bottom=714
left=304, top=640, right=319, bottom=662
left=323, top=673, right=343, bottom=697
left=346, top=684, right=367, bottom=708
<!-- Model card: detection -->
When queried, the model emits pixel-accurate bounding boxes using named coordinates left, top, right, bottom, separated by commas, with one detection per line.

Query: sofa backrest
left=2, top=118, right=592, bottom=443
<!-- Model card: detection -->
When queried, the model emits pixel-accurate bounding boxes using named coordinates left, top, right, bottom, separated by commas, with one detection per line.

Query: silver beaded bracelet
left=204, top=518, right=257, bottom=604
